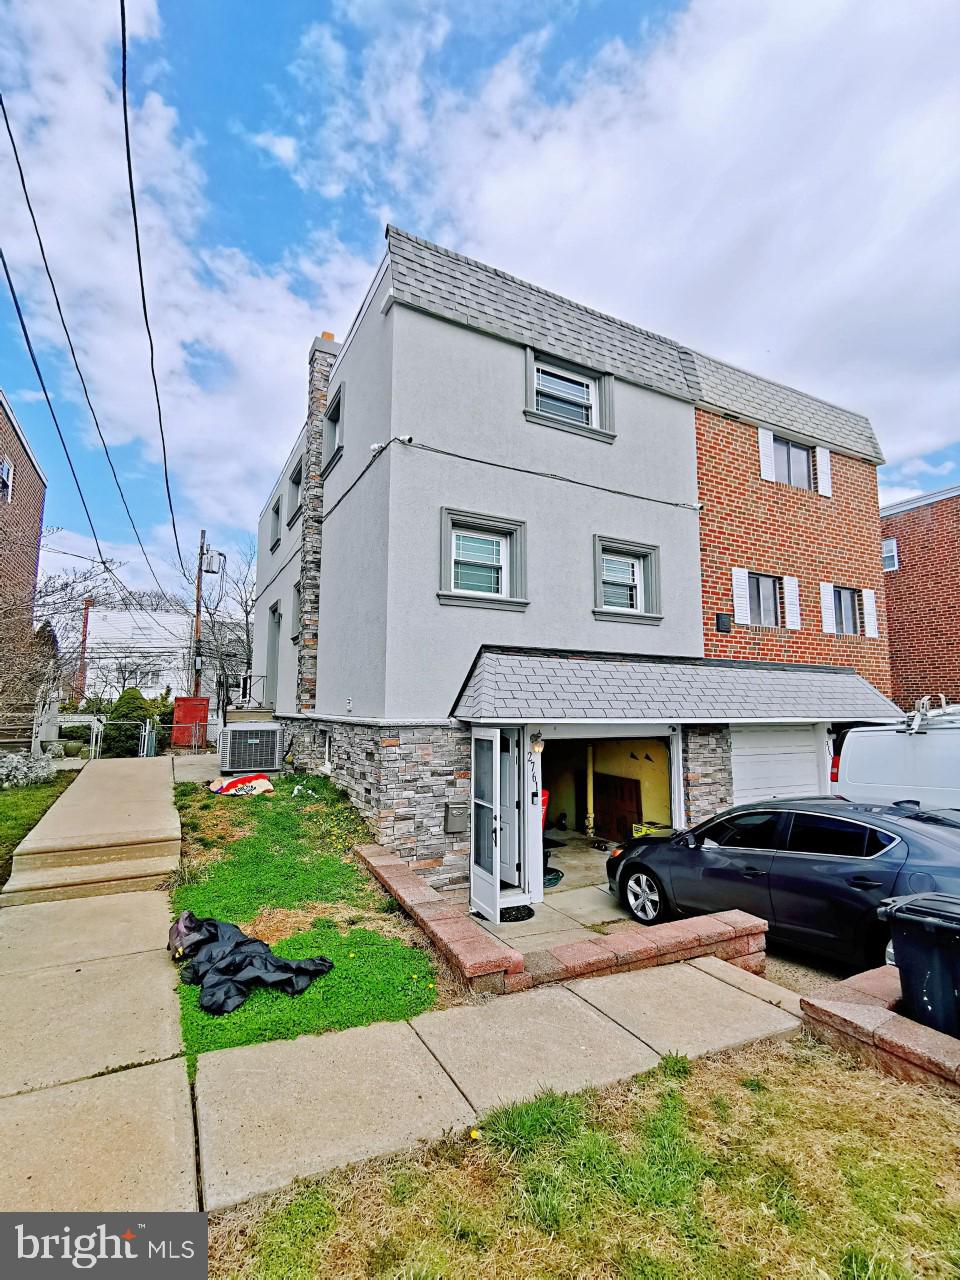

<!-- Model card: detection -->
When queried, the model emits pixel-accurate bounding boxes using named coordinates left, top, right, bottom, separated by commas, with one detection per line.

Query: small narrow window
left=748, top=572, right=781, bottom=627
left=291, top=581, right=301, bottom=639
left=453, top=530, right=507, bottom=596
left=773, top=436, right=812, bottom=489
left=834, top=586, right=861, bottom=635
left=0, top=455, right=12, bottom=502
left=535, top=363, right=594, bottom=427
left=270, top=496, right=282, bottom=550
left=287, top=458, right=303, bottom=521
left=882, top=537, right=899, bottom=572
left=323, top=386, right=344, bottom=472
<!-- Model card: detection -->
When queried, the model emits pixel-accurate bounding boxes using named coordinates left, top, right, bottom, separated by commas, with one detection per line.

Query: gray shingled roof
left=385, top=227, right=882, bottom=462
left=453, top=649, right=900, bottom=723
left=689, top=350, right=882, bottom=463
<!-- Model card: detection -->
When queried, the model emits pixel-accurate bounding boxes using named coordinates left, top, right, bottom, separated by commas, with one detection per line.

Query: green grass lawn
left=209, top=1036, right=960, bottom=1280
left=172, top=773, right=439, bottom=1069
left=0, top=771, right=75, bottom=889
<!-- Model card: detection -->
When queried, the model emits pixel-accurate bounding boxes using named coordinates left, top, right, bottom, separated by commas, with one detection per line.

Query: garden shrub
left=0, top=753, right=57, bottom=788
left=101, top=688, right=151, bottom=758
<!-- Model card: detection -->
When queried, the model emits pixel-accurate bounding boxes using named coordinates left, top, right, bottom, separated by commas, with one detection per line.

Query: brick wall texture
left=881, top=494, right=960, bottom=709
left=0, top=401, right=45, bottom=611
left=696, top=408, right=892, bottom=696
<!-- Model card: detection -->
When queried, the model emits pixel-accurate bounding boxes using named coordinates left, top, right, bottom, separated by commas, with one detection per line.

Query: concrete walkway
left=478, top=884, right=630, bottom=953
left=1, top=757, right=180, bottom=905
left=195, top=958, right=802, bottom=1211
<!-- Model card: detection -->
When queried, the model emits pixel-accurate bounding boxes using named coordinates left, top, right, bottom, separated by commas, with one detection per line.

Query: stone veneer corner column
left=682, top=725, right=733, bottom=825
left=297, top=335, right=339, bottom=713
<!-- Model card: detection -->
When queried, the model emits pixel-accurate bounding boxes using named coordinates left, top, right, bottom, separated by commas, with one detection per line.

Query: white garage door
left=731, top=726, right=823, bottom=804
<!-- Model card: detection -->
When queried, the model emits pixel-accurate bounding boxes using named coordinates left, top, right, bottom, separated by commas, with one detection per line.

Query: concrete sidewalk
left=2, top=757, right=180, bottom=905
left=195, top=959, right=802, bottom=1211
left=0, top=891, right=195, bottom=1211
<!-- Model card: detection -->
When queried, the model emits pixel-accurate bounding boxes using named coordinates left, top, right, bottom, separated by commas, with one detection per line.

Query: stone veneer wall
left=279, top=715, right=472, bottom=891
left=682, top=725, right=733, bottom=824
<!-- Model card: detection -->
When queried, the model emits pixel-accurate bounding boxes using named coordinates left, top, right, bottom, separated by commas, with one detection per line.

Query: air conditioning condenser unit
left=219, top=722, right=284, bottom=774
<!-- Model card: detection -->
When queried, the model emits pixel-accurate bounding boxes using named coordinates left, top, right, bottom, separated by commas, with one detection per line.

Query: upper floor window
left=593, top=536, right=661, bottom=624
left=731, top=567, right=801, bottom=630
left=0, top=455, right=12, bottom=502
left=525, top=351, right=615, bottom=441
left=820, top=581, right=878, bottom=637
left=749, top=572, right=781, bottom=627
left=833, top=585, right=861, bottom=635
left=291, top=581, right=302, bottom=640
left=287, top=458, right=303, bottom=522
left=438, top=508, right=528, bottom=611
left=269, top=496, right=282, bottom=550
left=882, top=537, right=899, bottom=572
left=758, top=427, right=832, bottom=496
left=536, top=364, right=595, bottom=428
left=323, top=386, right=344, bottom=474
left=773, top=436, right=811, bottom=489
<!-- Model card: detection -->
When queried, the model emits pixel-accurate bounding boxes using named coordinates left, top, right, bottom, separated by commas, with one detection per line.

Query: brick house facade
left=696, top=407, right=891, bottom=696
left=880, top=487, right=960, bottom=709
left=0, top=391, right=46, bottom=610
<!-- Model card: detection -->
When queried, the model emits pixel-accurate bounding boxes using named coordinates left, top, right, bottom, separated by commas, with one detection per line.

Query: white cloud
left=0, top=0, right=374, bottom=571
left=877, top=484, right=923, bottom=509
left=246, top=130, right=300, bottom=170
left=274, top=0, right=960, bottom=469
left=897, top=457, right=955, bottom=478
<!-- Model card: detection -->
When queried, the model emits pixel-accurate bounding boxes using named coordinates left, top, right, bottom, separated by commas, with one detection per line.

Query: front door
left=470, top=728, right=501, bottom=922
left=499, top=729, right=521, bottom=888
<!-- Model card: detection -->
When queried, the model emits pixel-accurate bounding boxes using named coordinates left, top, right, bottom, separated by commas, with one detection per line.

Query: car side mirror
left=683, top=832, right=699, bottom=849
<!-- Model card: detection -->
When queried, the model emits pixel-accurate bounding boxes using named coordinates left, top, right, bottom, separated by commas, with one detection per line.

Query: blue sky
left=1, top=0, right=958, bottom=591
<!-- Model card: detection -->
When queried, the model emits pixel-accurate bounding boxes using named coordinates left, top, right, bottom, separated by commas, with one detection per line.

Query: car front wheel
left=622, top=868, right=670, bottom=925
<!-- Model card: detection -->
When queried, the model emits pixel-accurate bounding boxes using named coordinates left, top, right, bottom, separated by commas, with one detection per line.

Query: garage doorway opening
left=540, top=735, right=675, bottom=893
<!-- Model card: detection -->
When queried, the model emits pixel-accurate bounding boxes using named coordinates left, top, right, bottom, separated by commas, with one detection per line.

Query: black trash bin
left=877, top=893, right=960, bottom=1037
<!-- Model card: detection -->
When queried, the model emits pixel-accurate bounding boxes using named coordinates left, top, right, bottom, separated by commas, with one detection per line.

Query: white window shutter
left=758, top=428, right=775, bottom=481
left=783, top=576, right=802, bottom=630
left=732, top=568, right=750, bottom=624
left=820, top=581, right=836, bottom=634
left=815, top=447, right=832, bottom=497
left=862, top=588, right=879, bottom=638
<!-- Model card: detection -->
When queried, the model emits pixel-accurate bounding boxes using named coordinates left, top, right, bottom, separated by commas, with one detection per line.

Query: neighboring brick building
left=696, top=403, right=891, bottom=696
left=880, top=486, right=960, bottom=709
left=0, top=390, right=46, bottom=609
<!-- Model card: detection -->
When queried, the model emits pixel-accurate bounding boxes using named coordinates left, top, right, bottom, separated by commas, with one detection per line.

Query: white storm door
left=499, top=728, right=521, bottom=887
left=470, top=728, right=501, bottom=922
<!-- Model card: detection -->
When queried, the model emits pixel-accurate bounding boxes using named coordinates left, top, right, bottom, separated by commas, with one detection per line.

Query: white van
left=833, top=709, right=960, bottom=808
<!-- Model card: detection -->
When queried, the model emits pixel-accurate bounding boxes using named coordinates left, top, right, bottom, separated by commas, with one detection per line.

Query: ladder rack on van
left=904, top=695, right=960, bottom=734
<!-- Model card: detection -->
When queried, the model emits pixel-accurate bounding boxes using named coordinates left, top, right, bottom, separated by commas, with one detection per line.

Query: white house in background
left=80, top=608, right=194, bottom=701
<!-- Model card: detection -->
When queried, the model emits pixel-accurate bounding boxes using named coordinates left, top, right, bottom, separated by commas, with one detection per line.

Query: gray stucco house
left=252, top=227, right=897, bottom=921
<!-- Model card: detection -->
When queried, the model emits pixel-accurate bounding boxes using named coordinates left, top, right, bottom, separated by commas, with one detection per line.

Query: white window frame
left=748, top=572, right=782, bottom=628
left=287, top=457, right=303, bottom=523
left=291, top=581, right=302, bottom=640
left=0, top=455, right=12, bottom=503
left=882, top=537, right=899, bottom=572
left=322, top=385, right=344, bottom=475
left=535, top=362, right=595, bottom=428
left=600, top=551, right=643, bottom=612
left=269, top=496, right=282, bottom=550
left=452, top=528, right=509, bottom=599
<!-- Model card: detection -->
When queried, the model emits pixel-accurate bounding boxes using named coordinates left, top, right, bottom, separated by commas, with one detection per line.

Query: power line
left=1, top=90, right=182, bottom=609
left=1, top=248, right=107, bottom=565
left=118, top=0, right=187, bottom=578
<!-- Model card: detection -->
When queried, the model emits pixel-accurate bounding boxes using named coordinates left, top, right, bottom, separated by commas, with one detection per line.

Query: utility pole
left=193, top=528, right=206, bottom=697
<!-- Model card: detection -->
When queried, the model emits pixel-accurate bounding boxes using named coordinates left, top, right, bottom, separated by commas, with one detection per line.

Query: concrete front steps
left=1, top=757, right=180, bottom=908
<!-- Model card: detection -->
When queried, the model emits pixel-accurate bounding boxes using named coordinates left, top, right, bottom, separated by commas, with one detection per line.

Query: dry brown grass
left=208, top=1034, right=960, bottom=1280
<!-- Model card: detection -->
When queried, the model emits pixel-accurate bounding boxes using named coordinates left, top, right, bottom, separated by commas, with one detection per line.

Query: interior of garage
left=540, top=736, right=674, bottom=892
